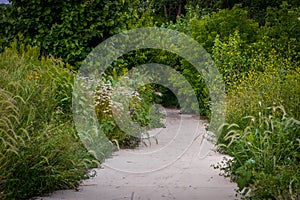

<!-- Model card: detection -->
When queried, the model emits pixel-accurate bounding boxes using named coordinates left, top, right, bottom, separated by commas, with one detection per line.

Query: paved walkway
left=37, top=109, right=238, bottom=200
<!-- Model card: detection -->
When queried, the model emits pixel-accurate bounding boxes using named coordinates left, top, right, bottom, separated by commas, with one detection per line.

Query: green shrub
left=158, top=5, right=260, bottom=116
left=1, top=0, right=142, bottom=68
left=215, top=42, right=300, bottom=198
left=212, top=31, right=249, bottom=88
left=223, top=66, right=300, bottom=135
left=0, top=4, right=12, bottom=53
left=0, top=44, right=97, bottom=199
left=211, top=28, right=299, bottom=131
left=94, top=68, right=165, bottom=148
left=211, top=9, right=300, bottom=197
left=212, top=30, right=299, bottom=89
left=263, top=2, right=300, bottom=62
left=217, top=107, right=300, bottom=199
left=190, top=4, right=259, bottom=53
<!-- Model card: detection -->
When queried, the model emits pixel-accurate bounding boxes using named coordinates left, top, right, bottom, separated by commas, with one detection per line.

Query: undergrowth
left=0, top=44, right=98, bottom=199
left=216, top=106, right=300, bottom=199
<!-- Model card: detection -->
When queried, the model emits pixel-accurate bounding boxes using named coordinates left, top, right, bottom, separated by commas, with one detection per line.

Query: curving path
left=37, top=108, right=239, bottom=200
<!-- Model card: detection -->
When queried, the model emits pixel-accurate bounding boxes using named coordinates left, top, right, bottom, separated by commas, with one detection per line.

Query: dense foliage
left=1, top=0, right=141, bottom=67
left=93, top=68, right=165, bottom=149
left=165, top=2, right=300, bottom=198
left=198, top=3, right=300, bottom=199
left=217, top=107, right=300, bottom=199
left=0, top=44, right=97, bottom=199
left=0, top=0, right=299, bottom=199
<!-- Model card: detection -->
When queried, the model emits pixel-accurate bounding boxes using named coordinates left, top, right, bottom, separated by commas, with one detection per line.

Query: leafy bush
left=168, top=60, right=209, bottom=115
left=0, top=44, right=97, bottom=199
left=0, top=4, right=12, bottom=52
left=190, top=4, right=259, bottom=53
left=209, top=4, right=300, bottom=199
left=263, top=2, right=300, bottom=62
left=94, top=68, right=165, bottom=148
left=217, top=107, right=300, bottom=199
left=1, top=0, right=141, bottom=68
left=214, top=28, right=300, bottom=200
left=223, top=66, right=300, bottom=134
left=212, top=29, right=299, bottom=90
left=212, top=31, right=249, bottom=88
left=211, top=28, right=299, bottom=130
left=158, top=4, right=261, bottom=116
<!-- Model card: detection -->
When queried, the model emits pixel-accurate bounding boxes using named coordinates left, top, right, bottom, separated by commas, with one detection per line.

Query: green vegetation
left=1, top=0, right=141, bottom=67
left=0, top=0, right=299, bottom=199
left=170, top=2, right=300, bottom=199
left=94, top=69, right=165, bottom=149
left=217, top=107, right=300, bottom=199
left=0, top=44, right=98, bottom=199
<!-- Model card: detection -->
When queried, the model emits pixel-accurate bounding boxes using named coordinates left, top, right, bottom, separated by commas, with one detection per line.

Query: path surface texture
left=38, top=109, right=238, bottom=200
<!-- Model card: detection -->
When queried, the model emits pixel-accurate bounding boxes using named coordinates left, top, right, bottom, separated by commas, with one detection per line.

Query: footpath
left=37, top=109, right=238, bottom=200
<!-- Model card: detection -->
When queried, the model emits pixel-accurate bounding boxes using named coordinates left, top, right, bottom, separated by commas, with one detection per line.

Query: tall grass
left=212, top=28, right=300, bottom=198
left=222, top=66, right=300, bottom=142
left=217, top=107, right=300, bottom=199
left=0, top=44, right=97, bottom=199
left=215, top=58, right=300, bottom=198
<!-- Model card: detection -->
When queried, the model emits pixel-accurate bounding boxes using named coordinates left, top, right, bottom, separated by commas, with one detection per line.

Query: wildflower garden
left=0, top=0, right=299, bottom=199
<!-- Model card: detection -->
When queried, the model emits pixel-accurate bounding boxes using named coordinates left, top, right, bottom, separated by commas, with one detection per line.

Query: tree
left=4, top=0, right=141, bottom=67
left=190, top=4, right=259, bottom=52
left=0, top=3, right=12, bottom=51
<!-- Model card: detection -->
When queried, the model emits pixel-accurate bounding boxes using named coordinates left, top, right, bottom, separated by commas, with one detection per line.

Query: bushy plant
left=263, top=2, right=300, bottom=61
left=94, top=77, right=141, bottom=149
left=212, top=31, right=249, bottom=88
left=159, top=4, right=261, bottom=116
left=209, top=5, right=300, bottom=198
left=0, top=44, right=97, bottom=199
left=1, top=0, right=142, bottom=68
left=214, top=31, right=300, bottom=199
left=190, top=4, right=259, bottom=53
left=212, top=30, right=299, bottom=89
left=0, top=4, right=12, bottom=53
left=94, top=67, right=165, bottom=148
left=217, top=106, right=300, bottom=199
left=168, top=61, right=209, bottom=115
left=223, top=66, right=300, bottom=134
left=212, top=29, right=299, bottom=130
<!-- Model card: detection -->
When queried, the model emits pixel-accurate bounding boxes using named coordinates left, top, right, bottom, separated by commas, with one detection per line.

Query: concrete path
left=37, top=109, right=238, bottom=200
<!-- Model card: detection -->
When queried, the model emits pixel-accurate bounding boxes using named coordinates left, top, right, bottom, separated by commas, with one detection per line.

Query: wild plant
left=0, top=44, right=97, bottom=199
left=216, top=106, right=300, bottom=199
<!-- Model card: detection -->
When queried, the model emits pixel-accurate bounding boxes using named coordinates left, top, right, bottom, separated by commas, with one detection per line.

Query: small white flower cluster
left=94, top=80, right=142, bottom=119
left=94, top=82, right=114, bottom=117
left=78, top=70, right=151, bottom=120
left=130, top=90, right=141, bottom=101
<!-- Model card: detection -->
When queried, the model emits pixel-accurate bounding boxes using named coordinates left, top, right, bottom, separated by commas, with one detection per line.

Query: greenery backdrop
left=0, top=0, right=299, bottom=199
